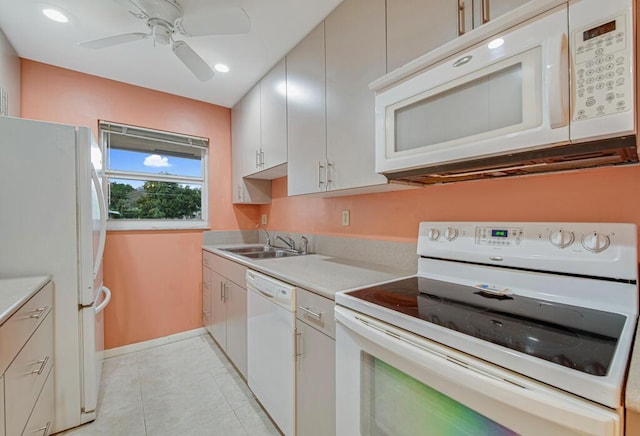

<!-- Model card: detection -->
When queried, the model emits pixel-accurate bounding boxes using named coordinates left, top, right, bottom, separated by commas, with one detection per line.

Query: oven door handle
left=335, top=306, right=620, bottom=436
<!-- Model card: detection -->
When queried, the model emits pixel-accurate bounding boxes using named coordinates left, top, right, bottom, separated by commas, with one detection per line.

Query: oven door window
left=360, top=352, right=518, bottom=436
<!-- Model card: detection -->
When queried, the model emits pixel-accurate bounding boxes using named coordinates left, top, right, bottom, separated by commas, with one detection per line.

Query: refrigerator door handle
left=91, top=166, right=107, bottom=279
left=95, top=286, right=111, bottom=314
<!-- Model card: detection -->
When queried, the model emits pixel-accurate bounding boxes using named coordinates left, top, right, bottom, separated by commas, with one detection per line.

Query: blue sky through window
left=109, top=149, right=202, bottom=178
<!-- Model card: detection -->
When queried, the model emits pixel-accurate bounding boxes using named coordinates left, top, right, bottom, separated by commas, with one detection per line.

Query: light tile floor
left=57, top=335, right=280, bottom=436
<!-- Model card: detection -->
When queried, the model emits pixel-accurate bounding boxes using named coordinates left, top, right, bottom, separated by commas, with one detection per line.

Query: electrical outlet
left=341, top=210, right=350, bottom=227
left=261, top=214, right=267, bottom=225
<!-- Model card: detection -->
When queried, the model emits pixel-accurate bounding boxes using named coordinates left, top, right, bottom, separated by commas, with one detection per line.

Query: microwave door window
left=390, top=46, right=542, bottom=161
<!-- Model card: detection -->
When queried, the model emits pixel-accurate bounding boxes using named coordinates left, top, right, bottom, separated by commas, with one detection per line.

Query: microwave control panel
left=573, top=13, right=631, bottom=121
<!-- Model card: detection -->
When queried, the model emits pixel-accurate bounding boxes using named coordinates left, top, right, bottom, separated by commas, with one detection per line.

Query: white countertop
left=0, top=275, right=51, bottom=325
left=203, top=244, right=414, bottom=300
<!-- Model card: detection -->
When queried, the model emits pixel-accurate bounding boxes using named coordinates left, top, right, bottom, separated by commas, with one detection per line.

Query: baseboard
left=103, top=327, right=207, bottom=359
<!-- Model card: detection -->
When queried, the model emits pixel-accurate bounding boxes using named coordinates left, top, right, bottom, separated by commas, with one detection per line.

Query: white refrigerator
left=0, top=116, right=111, bottom=433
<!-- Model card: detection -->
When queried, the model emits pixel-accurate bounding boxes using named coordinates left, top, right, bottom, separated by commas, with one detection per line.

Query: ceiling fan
left=79, top=0, right=250, bottom=81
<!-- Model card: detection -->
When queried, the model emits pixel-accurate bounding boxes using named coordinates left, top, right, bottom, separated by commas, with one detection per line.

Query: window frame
left=99, top=121, right=209, bottom=231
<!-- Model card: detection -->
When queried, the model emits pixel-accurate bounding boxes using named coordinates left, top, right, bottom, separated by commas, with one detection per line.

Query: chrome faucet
left=276, top=235, right=296, bottom=251
left=300, top=235, right=309, bottom=254
left=256, top=224, right=272, bottom=249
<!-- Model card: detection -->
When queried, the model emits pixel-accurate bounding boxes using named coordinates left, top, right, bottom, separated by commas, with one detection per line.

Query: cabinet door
left=473, top=0, right=531, bottom=28
left=242, top=85, right=263, bottom=176
left=296, top=320, right=336, bottom=436
left=209, top=270, right=227, bottom=349
left=286, top=23, right=327, bottom=196
left=386, top=0, right=459, bottom=72
left=225, top=281, right=247, bottom=379
left=325, top=0, right=387, bottom=192
left=260, top=59, right=288, bottom=171
left=202, top=265, right=212, bottom=331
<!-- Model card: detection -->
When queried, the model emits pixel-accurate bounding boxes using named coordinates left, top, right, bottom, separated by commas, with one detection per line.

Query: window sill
left=107, top=220, right=209, bottom=231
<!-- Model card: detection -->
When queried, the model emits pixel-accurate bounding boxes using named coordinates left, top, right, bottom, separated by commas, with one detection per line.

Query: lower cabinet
left=296, top=288, right=336, bottom=436
left=202, top=251, right=248, bottom=379
left=22, top=373, right=54, bottom=436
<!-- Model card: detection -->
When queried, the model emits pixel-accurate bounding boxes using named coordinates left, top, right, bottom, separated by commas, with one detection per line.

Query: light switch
left=261, top=214, right=267, bottom=225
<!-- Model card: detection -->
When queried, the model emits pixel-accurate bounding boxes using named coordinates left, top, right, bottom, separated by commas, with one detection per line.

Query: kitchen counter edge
left=202, top=244, right=413, bottom=300
left=0, top=275, right=52, bottom=325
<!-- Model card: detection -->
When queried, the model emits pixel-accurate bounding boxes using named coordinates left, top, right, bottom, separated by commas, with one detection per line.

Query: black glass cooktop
left=347, top=277, right=626, bottom=376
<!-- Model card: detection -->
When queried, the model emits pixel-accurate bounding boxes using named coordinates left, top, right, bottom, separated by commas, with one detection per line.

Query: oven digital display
left=583, top=20, right=616, bottom=41
left=491, top=229, right=508, bottom=238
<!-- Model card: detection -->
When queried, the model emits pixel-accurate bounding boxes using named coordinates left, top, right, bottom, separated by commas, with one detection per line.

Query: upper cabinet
left=386, top=0, right=532, bottom=71
left=259, top=59, right=288, bottom=176
left=288, top=0, right=408, bottom=196
left=286, top=23, right=327, bottom=196
left=232, top=59, right=288, bottom=182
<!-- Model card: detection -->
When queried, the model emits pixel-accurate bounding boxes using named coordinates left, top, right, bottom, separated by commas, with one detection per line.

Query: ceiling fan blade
left=79, top=33, right=149, bottom=49
left=177, top=7, right=250, bottom=37
left=172, top=41, right=214, bottom=81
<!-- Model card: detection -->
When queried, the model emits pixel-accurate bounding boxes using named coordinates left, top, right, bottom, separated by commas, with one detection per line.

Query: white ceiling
left=0, top=0, right=343, bottom=108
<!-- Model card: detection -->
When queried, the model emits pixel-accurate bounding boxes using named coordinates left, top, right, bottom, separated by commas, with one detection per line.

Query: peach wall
left=262, top=165, right=640, bottom=250
left=21, top=60, right=258, bottom=348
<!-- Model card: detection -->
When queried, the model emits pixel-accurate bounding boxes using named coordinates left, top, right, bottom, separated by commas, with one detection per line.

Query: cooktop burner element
left=347, top=276, right=625, bottom=377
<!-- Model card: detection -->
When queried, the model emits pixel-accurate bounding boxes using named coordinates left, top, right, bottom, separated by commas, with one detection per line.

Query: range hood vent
left=384, top=136, right=638, bottom=185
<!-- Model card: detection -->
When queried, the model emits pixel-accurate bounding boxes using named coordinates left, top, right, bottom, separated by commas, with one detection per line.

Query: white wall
left=0, top=27, right=20, bottom=116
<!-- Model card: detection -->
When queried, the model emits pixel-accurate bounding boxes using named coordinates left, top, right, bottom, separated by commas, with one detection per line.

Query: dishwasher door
left=246, top=270, right=296, bottom=436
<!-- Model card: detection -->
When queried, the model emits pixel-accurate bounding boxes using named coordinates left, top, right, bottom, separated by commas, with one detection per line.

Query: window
left=100, top=121, right=209, bottom=230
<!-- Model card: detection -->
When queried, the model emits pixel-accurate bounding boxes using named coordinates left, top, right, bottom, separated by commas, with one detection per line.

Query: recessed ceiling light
left=42, top=8, right=69, bottom=23
left=487, top=38, right=504, bottom=49
left=214, top=64, right=230, bottom=73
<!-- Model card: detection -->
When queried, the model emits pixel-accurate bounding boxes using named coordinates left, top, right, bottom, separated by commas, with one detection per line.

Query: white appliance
left=374, top=0, right=637, bottom=184
left=0, top=116, right=111, bottom=433
left=246, top=270, right=296, bottom=436
left=335, top=222, right=637, bottom=435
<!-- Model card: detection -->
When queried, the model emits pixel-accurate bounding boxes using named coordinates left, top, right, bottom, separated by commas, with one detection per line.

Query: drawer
left=0, top=281, right=53, bottom=373
left=5, top=312, right=54, bottom=436
left=296, top=288, right=336, bottom=339
left=203, top=250, right=214, bottom=268
left=208, top=252, right=247, bottom=287
left=22, top=371, right=54, bottom=436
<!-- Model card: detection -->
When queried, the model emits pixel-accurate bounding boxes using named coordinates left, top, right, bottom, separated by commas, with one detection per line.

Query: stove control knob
left=444, top=227, right=459, bottom=241
left=427, top=228, right=440, bottom=241
left=549, top=229, right=575, bottom=248
left=581, top=232, right=610, bottom=253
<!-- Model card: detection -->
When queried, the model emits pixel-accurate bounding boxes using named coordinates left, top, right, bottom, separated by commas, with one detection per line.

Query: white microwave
left=374, top=0, right=636, bottom=183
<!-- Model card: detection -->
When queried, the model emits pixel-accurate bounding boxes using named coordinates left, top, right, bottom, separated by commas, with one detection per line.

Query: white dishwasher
left=246, top=270, right=296, bottom=436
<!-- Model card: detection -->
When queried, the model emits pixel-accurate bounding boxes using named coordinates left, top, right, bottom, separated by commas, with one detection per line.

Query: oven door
left=335, top=306, right=622, bottom=436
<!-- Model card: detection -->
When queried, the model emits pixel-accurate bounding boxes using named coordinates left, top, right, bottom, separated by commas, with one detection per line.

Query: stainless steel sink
left=221, top=246, right=305, bottom=260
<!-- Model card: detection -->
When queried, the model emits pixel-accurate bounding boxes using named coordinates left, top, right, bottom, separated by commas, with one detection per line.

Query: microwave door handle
left=547, top=33, right=569, bottom=129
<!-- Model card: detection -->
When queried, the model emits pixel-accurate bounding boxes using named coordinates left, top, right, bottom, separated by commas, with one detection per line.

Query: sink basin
left=221, top=245, right=305, bottom=260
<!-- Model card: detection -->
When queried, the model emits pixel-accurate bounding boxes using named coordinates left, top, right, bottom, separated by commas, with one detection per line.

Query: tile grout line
left=134, top=350, right=149, bottom=436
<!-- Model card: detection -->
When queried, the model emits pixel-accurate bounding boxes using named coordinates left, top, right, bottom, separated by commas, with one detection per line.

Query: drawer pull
left=29, top=307, right=48, bottom=319
left=298, top=306, right=323, bottom=320
left=29, top=356, right=49, bottom=375
left=33, top=421, right=51, bottom=436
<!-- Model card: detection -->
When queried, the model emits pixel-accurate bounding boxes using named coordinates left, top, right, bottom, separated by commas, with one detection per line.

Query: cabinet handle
left=29, top=356, right=49, bottom=375
left=326, top=161, right=333, bottom=187
left=457, top=0, right=466, bottom=36
left=295, top=331, right=303, bottom=358
left=29, top=306, right=48, bottom=319
left=220, top=282, right=224, bottom=301
left=298, top=306, right=323, bottom=320
left=32, top=421, right=51, bottom=436
left=318, top=161, right=325, bottom=188
left=482, top=0, right=490, bottom=24
left=223, top=283, right=228, bottom=302
left=255, top=150, right=260, bottom=168
left=260, top=150, right=265, bottom=167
